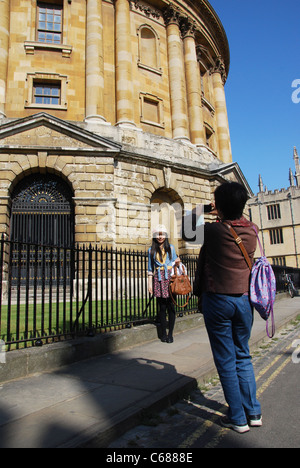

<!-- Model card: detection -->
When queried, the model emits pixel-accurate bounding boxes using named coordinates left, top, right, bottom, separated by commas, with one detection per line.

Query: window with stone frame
left=33, top=81, right=61, bottom=105
left=267, top=203, right=281, bottom=220
left=25, top=72, right=68, bottom=110
left=37, top=1, right=63, bottom=44
left=269, top=228, right=284, bottom=245
left=272, top=256, right=286, bottom=266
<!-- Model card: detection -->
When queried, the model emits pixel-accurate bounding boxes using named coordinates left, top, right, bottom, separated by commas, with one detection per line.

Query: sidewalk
left=0, top=295, right=299, bottom=448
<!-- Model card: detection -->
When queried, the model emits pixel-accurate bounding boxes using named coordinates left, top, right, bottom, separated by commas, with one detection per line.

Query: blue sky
left=210, top=0, right=300, bottom=194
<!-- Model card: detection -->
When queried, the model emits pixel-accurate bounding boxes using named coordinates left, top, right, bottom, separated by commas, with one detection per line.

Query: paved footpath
left=0, top=295, right=299, bottom=448
left=109, top=319, right=300, bottom=449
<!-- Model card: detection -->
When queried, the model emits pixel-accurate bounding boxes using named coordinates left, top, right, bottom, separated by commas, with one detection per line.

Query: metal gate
left=10, top=174, right=74, bottom=285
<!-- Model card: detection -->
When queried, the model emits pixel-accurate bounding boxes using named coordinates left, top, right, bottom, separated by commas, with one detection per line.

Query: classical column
left=181, top=19, right=205, bottom=146
left=0, top=0, right=10, bottom=118
left=163, top=6, right=189, bottom=142
left=211, top=57, right=232, bottom=163
left=85, top=0, right=106, bottom=122
left=114, top=0, right=136, bottom=127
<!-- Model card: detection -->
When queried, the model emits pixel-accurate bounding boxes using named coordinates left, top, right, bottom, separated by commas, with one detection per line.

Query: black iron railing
left=0, top=237, right=199, bottom=350
left=1, top=235, right=299, bottom=352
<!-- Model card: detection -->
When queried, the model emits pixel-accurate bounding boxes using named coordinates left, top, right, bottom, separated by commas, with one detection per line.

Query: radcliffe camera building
left=0, top=0, right=251, bottom=253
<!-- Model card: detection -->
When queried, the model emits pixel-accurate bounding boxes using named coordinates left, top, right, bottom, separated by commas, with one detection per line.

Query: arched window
left=137, top=25, right=161, bottom=74
left=10, top=173, right=74, bottom=247
left=150, top=188, right=183, bottom=252
left=9, top=173, right=74, bottom=285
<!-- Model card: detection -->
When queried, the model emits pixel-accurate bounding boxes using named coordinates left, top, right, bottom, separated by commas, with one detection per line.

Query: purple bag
left=250, top=233, right=276, bottom=337
left=250, top=257, right=276, bottom=319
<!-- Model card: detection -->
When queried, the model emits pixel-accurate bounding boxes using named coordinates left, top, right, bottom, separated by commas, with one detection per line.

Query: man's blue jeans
left=202, top=292, right=261, bottom=425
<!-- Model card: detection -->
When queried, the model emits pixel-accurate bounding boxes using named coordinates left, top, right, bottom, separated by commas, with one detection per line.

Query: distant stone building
left=248, top=147, right=300, bottom=268
left=0, top=0, right=251, bottom=255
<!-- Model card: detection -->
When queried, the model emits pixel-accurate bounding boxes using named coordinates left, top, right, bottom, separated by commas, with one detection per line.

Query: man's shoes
left=167, top=335, right=173, bottom=343
left=220, top=417, right=250, bottom=434
left=248, top=415, right=262, bottom=427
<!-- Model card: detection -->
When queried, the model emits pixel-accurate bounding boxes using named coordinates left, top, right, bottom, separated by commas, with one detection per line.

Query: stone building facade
left=248, top=148, right=300, bottom=268
left=0, top=0, right=251, bottom=253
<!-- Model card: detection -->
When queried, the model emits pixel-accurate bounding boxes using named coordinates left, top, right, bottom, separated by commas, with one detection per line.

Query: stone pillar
left=0, top=0, right=10, bottom=118
left=163, top=6, right=189, bottom=142
left=212, top=57, right=232, bottom=163
left=181, top=19, right=205, bottom=146
left=85, top=0, right=106, bottom=122
left=114, top=0, right=136, bottom=127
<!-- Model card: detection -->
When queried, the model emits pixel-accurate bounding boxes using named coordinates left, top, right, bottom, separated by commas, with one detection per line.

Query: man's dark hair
left=214, top=182, right=248, bottom=220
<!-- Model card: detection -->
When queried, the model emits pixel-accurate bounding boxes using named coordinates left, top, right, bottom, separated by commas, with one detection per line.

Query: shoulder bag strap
left=251, top=225, right=265, bottom=256
left=169, top=287, right=191, bottom=308
left=224, top=223, right=252, bottom=271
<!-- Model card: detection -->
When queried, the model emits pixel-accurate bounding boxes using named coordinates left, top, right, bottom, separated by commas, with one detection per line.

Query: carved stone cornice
left=185, top=0, right=230, bottom=79
left=162, top=4, right=181, bottom=27
left=210, top=56, right=227, bottom=83
left=113, top=0, right=230, bottom=81
left=180, top=17, right=197, bottom=40
left=130, top=1, right=161, bottom=19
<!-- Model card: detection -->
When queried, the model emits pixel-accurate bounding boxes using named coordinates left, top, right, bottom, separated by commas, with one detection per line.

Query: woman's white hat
left=152, top=224, right=168, bottom=236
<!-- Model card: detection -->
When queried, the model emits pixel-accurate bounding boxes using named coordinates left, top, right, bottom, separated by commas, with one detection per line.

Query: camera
left=204, top=203, right=214, bottom=213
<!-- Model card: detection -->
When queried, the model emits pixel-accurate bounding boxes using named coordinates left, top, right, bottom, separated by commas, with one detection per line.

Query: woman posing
left=148, top=225, right=180, bottom=343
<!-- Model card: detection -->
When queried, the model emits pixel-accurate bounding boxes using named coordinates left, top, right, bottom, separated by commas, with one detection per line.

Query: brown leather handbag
left=169, top=265, right=192, bottom=308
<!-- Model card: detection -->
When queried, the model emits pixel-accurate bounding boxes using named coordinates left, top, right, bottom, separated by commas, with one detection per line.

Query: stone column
left=114, top=0, right=136, bottom=127
left=163, top=6, right=189, bottom=142
left=181, top=19, right=205, bottom=146
left=212, top=57, right=232, bottom=163
left=0, top=0, right=10, bottom=118
left=85, top=0, right=106, bottom=122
